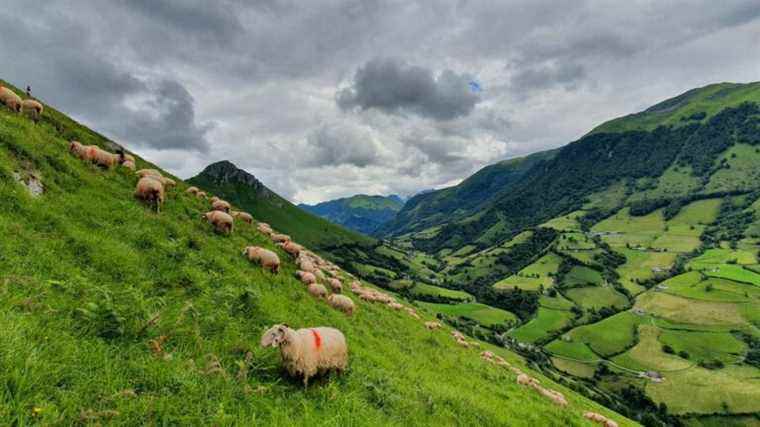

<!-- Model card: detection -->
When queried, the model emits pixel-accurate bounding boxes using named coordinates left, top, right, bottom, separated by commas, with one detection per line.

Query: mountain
left=387, top=82, right=760, bottom=253
left=299, top=194, right=404, bottom=235
left=378, top=148, right=559, bottom=237
left=0, top=78, right=631, bottom=425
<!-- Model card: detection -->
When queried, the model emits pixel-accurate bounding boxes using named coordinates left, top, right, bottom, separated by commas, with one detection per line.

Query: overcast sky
left=1, top=1, right=759, bottom=203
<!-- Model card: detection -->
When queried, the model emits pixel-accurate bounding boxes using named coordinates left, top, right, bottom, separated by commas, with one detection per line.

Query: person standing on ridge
left=26, top=86, right=31, bottom=97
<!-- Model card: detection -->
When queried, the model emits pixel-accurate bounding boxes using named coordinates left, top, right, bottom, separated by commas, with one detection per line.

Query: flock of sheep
left=0, top=85, right=44, bottom=121
left=3, top=90, right=620, bottom=425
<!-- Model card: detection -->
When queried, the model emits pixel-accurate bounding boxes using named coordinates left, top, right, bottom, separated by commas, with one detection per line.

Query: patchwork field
left=564, top=286, right=629, bottom=310
left=687, top=248, right=757, bottom=269
left=567, top=312, right=645, bottom=357
left=562, top=265, right=604, bottom=287
left=508, top=307, right=574, bottom=344
left=418, top=302, right=518, bottom=327
left=612, top=325, right=692, bottom=371
left=494, top=252, right=561, bottom=291
left=634, top=292, right=747, bottom=326
left=658, top=330, right=746, bottom=364
left=703, top=264, right=760, bottom=286
left=540, top=210, right=584, bottom=231
left=615, top=249, right=677, bottom=295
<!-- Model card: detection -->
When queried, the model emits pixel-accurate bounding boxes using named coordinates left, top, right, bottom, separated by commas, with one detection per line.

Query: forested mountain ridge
left=299, top=194, right=404, bottom=235
left=394, top=82, right=760, bottom=254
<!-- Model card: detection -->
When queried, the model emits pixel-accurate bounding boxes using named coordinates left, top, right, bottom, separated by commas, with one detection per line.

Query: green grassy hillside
left=0, top=80, right=632, bottom=425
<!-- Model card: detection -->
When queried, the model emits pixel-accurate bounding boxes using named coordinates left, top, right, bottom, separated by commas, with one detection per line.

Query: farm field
left=615, top=249, right=677, bottom=295
left=562, top=265, right=603, bottom=287
left=540, top=210, right=584, bottom=231
left=592, top=208, right=664, bottom=248
left=658, top=330, right=746, bottom=364
left=508, top=307, right=575, bottom=344
left=409, top=283, right=474, bottom=302
left=564, top=286, right=629, bottom=310
left=634, top=292, right=747, bottom=326
left=417, top=302, right=518, bottom=327
left=612, top=325, right=692, bottom=371
left=493, top=252, right=562, bottom=291
left=687, top=248, right=757, bottom=269
left=703, top=264, right=760, bottom=286
left=567, top=312, right=645, bottom=357
left=545, top=340, right=599, bottom=362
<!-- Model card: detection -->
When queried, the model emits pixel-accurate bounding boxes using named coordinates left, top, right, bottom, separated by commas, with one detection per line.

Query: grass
left=545, top=340, right=599, bottom=362
left=658, top=330, right=746, bottom=365
left=494, top=252, right=562, bottom=291
left=562, top=266, right=603, bottom=287
left=611, top=326, right=692, bottom=372
left=417, top=302, right=518, bottom=327
left=541, top=211, right=584, bottom=231
left=616, top=249, right=677, bottom=295
left=705, top=144, right=760, bottom=193
left=568, top=312, right=645, bottom=357
left=408, top=283, right=474, bottom=302
left=703, top=264, right=760, bottom=286
left=564, top=287, right=628, bottom=311
left=688, top=248, right=757, bottom=270
left=634, top=292, right=747, bottom=327
left=0, top=80, right=634, bottom=425
left=592, top=208, right=665, bottom=249
left=508, top=307, right=574, bottom=344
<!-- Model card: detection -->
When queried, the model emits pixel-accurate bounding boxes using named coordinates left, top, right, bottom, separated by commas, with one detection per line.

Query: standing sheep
left=231, top=211, right=254, bottom=224
left=327, top=294, right=355, bottom=316
left=134, top=177, right=165, bottom=212
left=308, top=283, right=328, bottom=299
left=136, top=169, right=163, bottom=179
left=202, top=211, right=234, bottom=235
left=350, top=281, right=363, bottom=294
left=296, top=270, right=317, bottom=285
left=328, top=278, right=342, bottom=293
left=121, top=160, right=136, bottom=171
left=210, top=196, right=220, bottom=204
left=243, top=246, right=280, bottom=273
left=86, top=146, right=119, bottom=168
left=196, top=191, right=207, bottom=199
left=271, top=233, right=290, bottom=244
left=212, top=200, right=231, bottom=213
left=424, top=321, right=441, bottom=330
left=280, top=241, right=302, bottom=258
left=186, top=186, right=199, bottom=195
left=21, top=99, right=43, bottom=121
left=257, top=223, right=273, bottom=236
left=260, top=324, right=348, bottom=386
left=0, top=87, right=22, bottom=113
left=69, top=141, right=89, bottom=160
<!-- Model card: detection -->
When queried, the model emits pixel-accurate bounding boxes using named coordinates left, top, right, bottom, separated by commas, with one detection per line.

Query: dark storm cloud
left=0, top=5, right=212, bottom=153
left=337, top=58, right=482, bottom=121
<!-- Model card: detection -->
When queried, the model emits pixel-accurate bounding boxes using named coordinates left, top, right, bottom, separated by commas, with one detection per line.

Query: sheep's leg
left=303, top=375, right=309, bottom=388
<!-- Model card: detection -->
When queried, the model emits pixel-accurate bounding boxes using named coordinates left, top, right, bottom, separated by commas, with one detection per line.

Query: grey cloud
left=303, top=123, right=381, bottom=168
left=510, top=61, right=588, bottom=95
left=337, top=58, right=482, bottom=121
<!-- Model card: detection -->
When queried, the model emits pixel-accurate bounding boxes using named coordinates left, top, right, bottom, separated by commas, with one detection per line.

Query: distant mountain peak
left=197, top=160, right=270, bottom=197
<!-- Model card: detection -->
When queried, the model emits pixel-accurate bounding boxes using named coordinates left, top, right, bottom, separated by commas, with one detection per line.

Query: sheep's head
left=260, top=324, right=290, bottom=348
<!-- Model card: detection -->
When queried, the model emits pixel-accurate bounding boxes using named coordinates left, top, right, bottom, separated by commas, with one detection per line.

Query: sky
left=1, top=1, right=759, bottom=204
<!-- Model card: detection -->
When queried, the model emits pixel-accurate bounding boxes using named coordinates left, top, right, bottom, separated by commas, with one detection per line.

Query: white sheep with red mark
left=260, top=324, right=348, bottom=386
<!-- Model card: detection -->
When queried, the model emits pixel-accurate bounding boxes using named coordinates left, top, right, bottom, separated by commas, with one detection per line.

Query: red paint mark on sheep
left=311, top=329, right=322, bottom=350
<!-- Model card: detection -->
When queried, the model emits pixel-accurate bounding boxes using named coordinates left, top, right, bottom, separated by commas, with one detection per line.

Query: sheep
left=136, top=169, right=163, bottom=179
left=86, top=146, right=119, bottom=168
left=405, top=307, right=420, bottom=319
left=271, top=233, right=290, bottom=244
left=260, top=324, right=348, bottom=387
left=210, top=196, right=220, bottom=204
left=328, top=278, right=342, bottom=293
left=297, top=256, right=316, bottom=273
left=0, top=87, right=22, bottom=113
left=122, top=160, right=136, bottom=171
left=202, top=210, right=234, bottom=235
left=243, top=246, right=280, bottom=273
left=481, top=351, right=495, bottom=361
left=387, top=302, right=403, bottom=310
left=296, top=270, right=317, bottom=285
left=455, top=338, right=470, bottom=348
left=186, top=186, right=199, bottom=195
left=21, top=99, right=43, bottom=121
left=231, top=211, right=253, bottom=224
left=134, top=177, right=165, bottom=212
left=314, top=269, right=326, bottom=282
left=424, top=321, right=441, bottom=330
left=583, top=412, right=618, bottom=427
left=257, top=223, right=273, bottom=236
left=279, top=241, right=302, bottom=258
left=451, top=330, right=465, bottom=340
left=69, top=141, right=89, bottom=159
left=516, top=374, right=535, bottom=386
left=161, top=177, right=177, bottom=189
left=196, top=191, right=207, bottom=199
left=327, top=294, right=355, bottom=316
left=212, top=200, right=231, bottom=213
left=350, top=281, right=363, bottom=293
left=308, top=283, right=328, bottom=299
left=538, top=387, right=568, bottom=407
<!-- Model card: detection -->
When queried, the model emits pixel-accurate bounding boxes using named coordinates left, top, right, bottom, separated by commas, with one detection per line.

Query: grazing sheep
left=387, top=302, right=403, bottom=310
left=122, top=160, right=136, bottom=171
left=280, top=241, right=302, bottom=258
left=210, top=196, right=220, bottom=204
left=212, top=200, right=231, bottom=213
left=296, top=270, right=317, bottom=285
left=314, top=269, right=326, bottom=282
left=0, top=87, right=22, bottom=113
left=243, top=246, right=280, bottom=273
left=260, top=324, right=348, bottom=386
left=455, top=338, right=470, bottom=348
left=538, top=387, right=568, bottom=407
left=196, top=191, right=207, bottom=199
left=69, top=141, right=89, bottom=159
left=121, top=153, right=135, bottom=164
left=186, top=186, right=199, bottom=195
left=308, top=283, right=328, bottom=299
left=327, top=294, right=355, bottom=315
left=481, top=351, right=495, bottom=361
left=134, top=177, right=165, bottom=212
left=257, top=223, right=273, bottom=236
left=424, top=321, right=442, bottom=330
left=451, top=330, right=465, bottom=340
left=583, top=412, right=617, bottom=427
left=516, top=374, right=535, bottom=386
left=136, top=169, right=163, bottom=179
left=86, top=146, right=119, bottom=168
left=271, top=233, right=290, bottom=244
left=161, top=177, right=177, bottom=189
left=328, top=278, right=342, bottom=293
left=297, top=256, right=316, bottom=273
left=202, top=210, right=234, bottom=235
left=350, top=281, right=363, bottom=293
left=405, top=307, right=420, bottom=319
left=21, top=99, right=43, bottom=121
left=231, top=211, right=253, bottom=224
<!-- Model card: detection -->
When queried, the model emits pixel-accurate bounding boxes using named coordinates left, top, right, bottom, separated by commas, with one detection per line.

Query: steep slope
left=404, top=82, right=760, bottom=254
left=299, top=194, right=404, bottom=235
left=379, top=148, right=559, bottom=237
left=0, top=79, right=634, bottom=425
